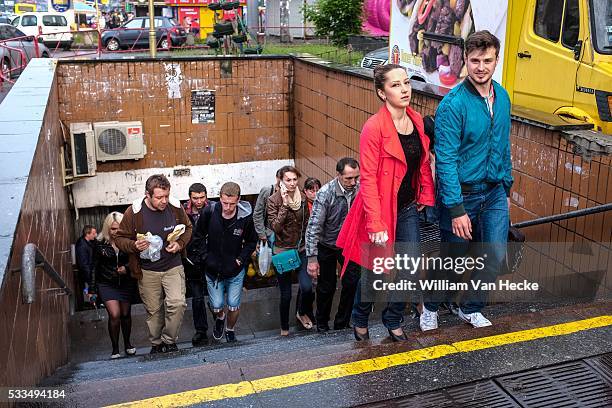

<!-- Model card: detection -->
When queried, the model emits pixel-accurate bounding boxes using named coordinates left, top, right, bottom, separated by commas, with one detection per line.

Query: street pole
left=95, top=0, right=100, bottom=56
left=148, top=0, right=156, bottom=58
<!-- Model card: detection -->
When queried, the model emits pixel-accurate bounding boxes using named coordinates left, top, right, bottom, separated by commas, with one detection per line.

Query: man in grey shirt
left=306, top=158, right=361, bottom=332
left=253, top=168, right=281, bottom=243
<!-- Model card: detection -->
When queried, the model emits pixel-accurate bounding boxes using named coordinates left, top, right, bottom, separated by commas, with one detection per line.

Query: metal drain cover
left=361, top=380, right=519, bottom=408
left=496, top=357, right=612, bottom=407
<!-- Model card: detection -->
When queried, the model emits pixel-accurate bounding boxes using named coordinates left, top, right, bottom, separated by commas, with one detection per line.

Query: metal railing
left=20, top=243, right=74, bottom=315
left=0, top=40, right=27, bottom=83
left=512, top=203, right=612, bottom=229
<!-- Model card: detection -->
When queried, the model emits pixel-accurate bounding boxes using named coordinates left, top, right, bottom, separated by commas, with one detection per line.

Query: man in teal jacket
left=421, top=30, right=513, bottom=330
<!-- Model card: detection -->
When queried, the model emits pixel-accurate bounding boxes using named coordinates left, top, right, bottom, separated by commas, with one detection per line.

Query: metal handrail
left=21, top=243, right=74, bottom=315
left=512, top=202, right=612, bottom=229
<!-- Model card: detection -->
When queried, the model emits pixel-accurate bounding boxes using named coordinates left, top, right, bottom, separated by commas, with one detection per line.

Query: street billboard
left=389, top=0, right=508, bottom=88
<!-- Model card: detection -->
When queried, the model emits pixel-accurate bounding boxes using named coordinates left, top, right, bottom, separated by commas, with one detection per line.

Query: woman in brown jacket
left=267, top=166, right=313, bottom=336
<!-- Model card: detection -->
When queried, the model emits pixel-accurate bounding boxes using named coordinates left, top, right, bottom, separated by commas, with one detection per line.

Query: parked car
left=0, top=23, right=50, bottom=81
left=11, top=12, right=73, bottom=50
left=101, top=17, right=187, bottom=51
left=360, top=46, right=388, bottom=70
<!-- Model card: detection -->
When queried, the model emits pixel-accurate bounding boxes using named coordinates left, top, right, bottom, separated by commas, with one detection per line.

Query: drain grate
left=496, top=358, right=612, bottom=408
left=584, top=353, right=612, bottom=385
left=361, top=380, right=520, bottom=408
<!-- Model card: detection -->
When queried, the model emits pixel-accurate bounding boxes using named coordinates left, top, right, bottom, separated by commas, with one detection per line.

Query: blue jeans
left=352, top=204, right=421, bottom=330
left=206, top=269, right=245, bottom=312
left=424, top=183, right=509, bottom=314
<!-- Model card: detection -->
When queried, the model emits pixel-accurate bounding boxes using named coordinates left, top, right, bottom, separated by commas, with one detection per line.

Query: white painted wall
left=71, top=159, right=294, bottom=209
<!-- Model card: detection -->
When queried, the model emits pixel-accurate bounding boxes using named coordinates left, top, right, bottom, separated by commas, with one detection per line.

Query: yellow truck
left=390, top=0, right=612, bottom=134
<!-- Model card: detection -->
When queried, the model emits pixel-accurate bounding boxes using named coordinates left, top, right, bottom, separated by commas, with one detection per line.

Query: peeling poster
left=164, top=63, right=183, bottom=99
left=191, top=89, right=215, bottom=124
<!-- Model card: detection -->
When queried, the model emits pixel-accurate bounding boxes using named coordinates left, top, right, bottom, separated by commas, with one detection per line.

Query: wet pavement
left=42, top=298, right=612, bottom=407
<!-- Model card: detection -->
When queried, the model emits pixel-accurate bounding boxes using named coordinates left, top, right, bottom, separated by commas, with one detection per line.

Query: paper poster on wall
left=389, top=0, right=507, bottom=88
left=191, top=90, right=215, bottom=124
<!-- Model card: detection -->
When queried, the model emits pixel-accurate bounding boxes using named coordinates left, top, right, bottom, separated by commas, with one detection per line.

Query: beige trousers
left=138, top=265, right=186, bottom=345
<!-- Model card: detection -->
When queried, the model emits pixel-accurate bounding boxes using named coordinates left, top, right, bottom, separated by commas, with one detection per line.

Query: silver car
left=0, top=23, right=50, bottom=81
left=360, top=47, right=388, bottom=69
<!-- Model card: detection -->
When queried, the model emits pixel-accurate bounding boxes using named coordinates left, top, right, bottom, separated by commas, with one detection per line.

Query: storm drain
left=496, top=357, right=612, bottom=407
left=584, top=353, right=612, bottom=384
left=361, top=380, right=520, bottom=408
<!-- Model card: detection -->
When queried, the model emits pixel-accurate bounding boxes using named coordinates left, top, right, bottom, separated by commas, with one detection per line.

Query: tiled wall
left=57, top=58, right=292, bottom=171
left=293, top=59, right=611, bottom=290
left=0, top=81, right=73, bottom=387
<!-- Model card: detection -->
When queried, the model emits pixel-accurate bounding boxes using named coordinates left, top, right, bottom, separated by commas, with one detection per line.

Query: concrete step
left=44, top=301, right=612, bottom=407
left=43, top=299, right=600, bottom=387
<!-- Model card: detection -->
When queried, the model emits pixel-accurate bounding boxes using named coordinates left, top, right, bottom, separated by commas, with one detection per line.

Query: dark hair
left=303, top=177, right=321, bottom=191
left=464, top=30, right=501, bottom=58
left=145, top=174, right=171, bottom=195
left=336, top=157, right=359, bottom=174
left=373, top=64, right=407, bottom=101
left=275, top=168, right=282, bottom=179
left=188, top=183, right=207, bottom=196
left=278, top=165, right=301, bottom=180
left=220, top=182, right=241, bottom=197
left=82, top=225, right=96, bottom=237
left=423, top=115, right=436, bottom=151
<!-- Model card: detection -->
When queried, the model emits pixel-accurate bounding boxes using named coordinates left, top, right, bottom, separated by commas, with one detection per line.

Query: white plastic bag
left=258, top=240, right=272, bottom=277
left=139, top=235, right=163, bottom=262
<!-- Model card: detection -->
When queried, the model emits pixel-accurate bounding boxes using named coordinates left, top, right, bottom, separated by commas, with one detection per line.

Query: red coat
left=337, top=105, right=435, bottom=272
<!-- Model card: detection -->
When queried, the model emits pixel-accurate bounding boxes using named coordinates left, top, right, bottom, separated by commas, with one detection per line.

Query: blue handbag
left=271, top=203, right=305, bottom=274
left=271, top=248, right=301, bottom=274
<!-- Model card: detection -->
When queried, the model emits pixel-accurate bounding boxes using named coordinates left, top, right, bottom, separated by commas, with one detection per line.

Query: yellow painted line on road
left=107, top=315, right=612, bottom=408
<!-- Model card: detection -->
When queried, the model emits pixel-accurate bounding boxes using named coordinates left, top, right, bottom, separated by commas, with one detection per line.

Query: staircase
left=39, top=289, right=612, bottom=407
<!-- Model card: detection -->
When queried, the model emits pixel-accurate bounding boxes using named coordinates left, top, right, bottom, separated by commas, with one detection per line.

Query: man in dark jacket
left=190, top=182, right=257, bottom=343
left=76, top=225, right=97, bottom=301
left=306, top=158, right=361, bottom=332
left=183, top=183, right=210, bottom=346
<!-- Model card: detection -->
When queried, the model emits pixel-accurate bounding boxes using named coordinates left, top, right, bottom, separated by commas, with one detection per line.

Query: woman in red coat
left=337, top=64, right=435, bottom=342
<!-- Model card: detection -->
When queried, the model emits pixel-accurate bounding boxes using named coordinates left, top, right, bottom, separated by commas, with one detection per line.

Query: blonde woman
left=93, top=212, right=138, bottom=359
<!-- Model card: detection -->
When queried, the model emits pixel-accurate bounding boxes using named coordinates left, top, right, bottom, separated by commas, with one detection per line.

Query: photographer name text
left=373, top=279, right=539, bottom=292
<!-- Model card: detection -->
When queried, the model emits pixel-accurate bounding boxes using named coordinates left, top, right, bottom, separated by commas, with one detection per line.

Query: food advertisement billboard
left=390, top=0, right=508, bottom=87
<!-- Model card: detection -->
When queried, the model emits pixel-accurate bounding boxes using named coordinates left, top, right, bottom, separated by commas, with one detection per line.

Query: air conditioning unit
left=93, top=121, right=147, bottom=162
left=69, top=122, right=96, bottom=177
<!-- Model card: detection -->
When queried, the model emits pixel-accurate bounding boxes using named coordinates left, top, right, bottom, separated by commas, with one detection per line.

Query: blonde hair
left=98, top=212, right=123, bottom=243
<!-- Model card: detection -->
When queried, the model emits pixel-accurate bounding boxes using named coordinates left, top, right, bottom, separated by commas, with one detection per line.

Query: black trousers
left=184, top=261, right=209, bottom=333
left=315, top=244, right=360, bottom=329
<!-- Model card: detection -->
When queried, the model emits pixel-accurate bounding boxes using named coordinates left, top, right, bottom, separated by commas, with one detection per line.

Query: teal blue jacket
left=434, top=79, right=513, bottom=218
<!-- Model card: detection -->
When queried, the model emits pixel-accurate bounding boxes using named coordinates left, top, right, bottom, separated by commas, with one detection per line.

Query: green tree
left=303, top=0, right=364, bottom=45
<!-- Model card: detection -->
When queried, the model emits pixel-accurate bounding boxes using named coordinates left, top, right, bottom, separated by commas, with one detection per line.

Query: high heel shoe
left=353, top=327, right=370, bottom=341
left=388, top=328, right=408, bottom=342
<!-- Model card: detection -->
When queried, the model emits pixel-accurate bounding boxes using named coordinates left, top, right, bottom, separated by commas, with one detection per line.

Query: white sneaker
left=419, top=308, right=438, bottom=331
left=458, top=309, right=492, bottom=328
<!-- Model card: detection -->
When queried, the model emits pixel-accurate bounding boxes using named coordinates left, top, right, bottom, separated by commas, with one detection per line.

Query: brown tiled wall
left=57, top=58, right=292, bottom=171
left=0, top=82, right=73, bottom=387
left=293, top=60, right=610, bottom=287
